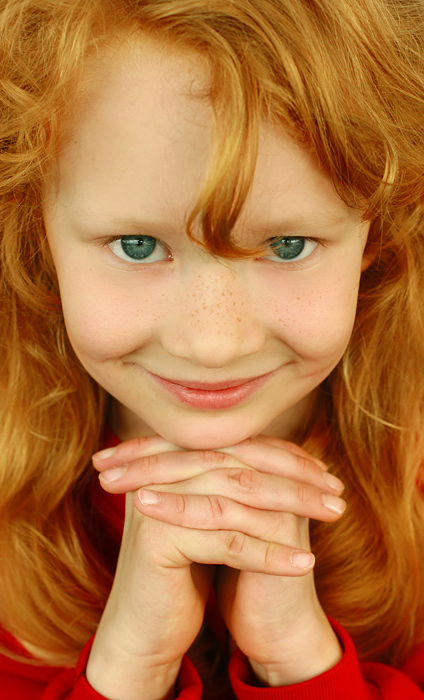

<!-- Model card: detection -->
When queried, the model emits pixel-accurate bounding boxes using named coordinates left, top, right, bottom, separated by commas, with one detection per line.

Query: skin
left=43, top=36, right=373, bottom=700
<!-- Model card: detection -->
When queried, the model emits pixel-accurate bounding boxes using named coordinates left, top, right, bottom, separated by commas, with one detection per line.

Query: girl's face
left=43, top=39, right=371, bottom=450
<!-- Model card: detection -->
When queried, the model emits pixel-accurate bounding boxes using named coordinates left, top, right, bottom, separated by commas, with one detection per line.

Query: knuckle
left=296, top=481, right=310, bottom=505
left=175, top=493, right=188, bottom=514
left=297, top=455, right=311, bottom=478
left=224, top=531, right=246, bottom=557
left=134, top=436, right=146, bottom=452
left=198, top=449, right=228, bottom=468
left=263, top=542, right=278, bottom=570
left=207, top=494, right=226, bottom=522
left=228, top=467, right=260, bottom=493
left=141, top=453, right=160, bottom=475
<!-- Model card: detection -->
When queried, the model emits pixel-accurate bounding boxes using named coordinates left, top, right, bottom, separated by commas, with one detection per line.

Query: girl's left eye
left=263, top=236, right=318, bottom=263
left=107, top=235, right=171, bottom=263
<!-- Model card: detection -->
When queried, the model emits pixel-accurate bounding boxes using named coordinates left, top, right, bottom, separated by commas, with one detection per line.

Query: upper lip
left=147, top=369, right=277, bottom=390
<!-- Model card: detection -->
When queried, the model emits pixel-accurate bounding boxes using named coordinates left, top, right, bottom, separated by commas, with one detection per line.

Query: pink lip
left=146, top=369, right=277, bottom=410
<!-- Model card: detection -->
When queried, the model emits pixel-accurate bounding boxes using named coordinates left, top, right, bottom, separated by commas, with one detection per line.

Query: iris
left=271, top=237, right=305, bottom=260
left=121, top=236, right=157, bottom=260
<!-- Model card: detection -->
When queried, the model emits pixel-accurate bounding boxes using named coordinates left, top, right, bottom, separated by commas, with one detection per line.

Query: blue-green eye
left=264, top=236, right=318, bottom=263
left=108, top=235, right=171, bottom=263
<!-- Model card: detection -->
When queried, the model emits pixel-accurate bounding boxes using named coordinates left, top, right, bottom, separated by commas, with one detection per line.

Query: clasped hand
left=91, top=435, right=345, bottom=691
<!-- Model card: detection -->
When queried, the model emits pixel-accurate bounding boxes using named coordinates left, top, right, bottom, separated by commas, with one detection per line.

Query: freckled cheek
left=58, top=277, right=159, bottom=362
left=269, top=284, right=359, bottom=359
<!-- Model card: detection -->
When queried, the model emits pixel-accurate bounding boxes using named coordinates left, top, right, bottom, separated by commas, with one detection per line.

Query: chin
left=159, top=417, right=259, bottom=451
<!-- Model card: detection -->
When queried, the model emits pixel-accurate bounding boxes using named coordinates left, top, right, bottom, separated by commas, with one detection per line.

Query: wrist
left=87, top=643, right=182, bottom=700
left=248, top=614, right=342, bottom=687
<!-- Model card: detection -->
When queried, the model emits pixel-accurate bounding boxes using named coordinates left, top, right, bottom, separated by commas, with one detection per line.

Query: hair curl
left=1, top=0, right=424, bottom=668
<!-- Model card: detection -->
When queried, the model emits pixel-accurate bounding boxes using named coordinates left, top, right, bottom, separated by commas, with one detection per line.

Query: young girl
left=1, top=0, right=424, bottom=698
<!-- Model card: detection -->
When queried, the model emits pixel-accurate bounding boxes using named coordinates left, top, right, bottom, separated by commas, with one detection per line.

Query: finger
left=220, top=436, right=329, bottom=473
left=135, top=488, right=300, bottom=542
left=98, top=446, right=342, bottom=496
left=92, top=435, right=185, bottom=472
left=246, top=435, right=328, bottom=470
left=98, top=449, right=232, bottom=489
left=138, top=469, right=346, bottom=522
left=222, top=439, right=341, bottom=492
left=140, top=510, right=315, bottom=577
left=198, top=469, right=346, bottom=519
left=241, top=434, right=314, bottom=458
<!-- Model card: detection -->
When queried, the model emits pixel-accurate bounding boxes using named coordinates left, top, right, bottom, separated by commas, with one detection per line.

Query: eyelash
left=102, top=234, right=323, bottom=267
left=104, top=235, right=172, bottom=265
left=258, top=236, right=322, bottom=267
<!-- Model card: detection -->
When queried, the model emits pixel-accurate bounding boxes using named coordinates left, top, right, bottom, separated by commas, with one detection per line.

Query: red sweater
left=1, top=432, right=424, bottom=699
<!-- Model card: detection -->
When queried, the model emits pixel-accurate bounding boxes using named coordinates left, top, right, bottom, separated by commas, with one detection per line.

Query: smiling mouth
left=144, top=368, right=279, bottom=410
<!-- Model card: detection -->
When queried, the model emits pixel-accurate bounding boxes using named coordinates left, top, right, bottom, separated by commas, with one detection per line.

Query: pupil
left=271, top=237, right=305, bottom=260
left=121, top=236, right=156, bottom=259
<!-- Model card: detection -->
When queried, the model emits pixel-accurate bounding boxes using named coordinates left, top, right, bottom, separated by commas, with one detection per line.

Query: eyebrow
left=249, top=212, right=355, bottom=235
left=73, top=210, right=354, bottom=238
left=72, top=212, right=176, bottom=231
left=72, top=214, right=180, bottom=237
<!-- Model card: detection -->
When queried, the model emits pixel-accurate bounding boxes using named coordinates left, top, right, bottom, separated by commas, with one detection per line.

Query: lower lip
left=147, top=371, right=276, bottom=410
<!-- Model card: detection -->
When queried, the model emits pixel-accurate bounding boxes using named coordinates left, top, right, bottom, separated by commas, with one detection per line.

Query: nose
left=160, top=262, right=265, bottom=369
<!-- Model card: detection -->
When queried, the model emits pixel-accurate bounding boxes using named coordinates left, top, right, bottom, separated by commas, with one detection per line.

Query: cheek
left=57, top=269, right=159, bottom=363
left=266, top=270, right=361, bottom=360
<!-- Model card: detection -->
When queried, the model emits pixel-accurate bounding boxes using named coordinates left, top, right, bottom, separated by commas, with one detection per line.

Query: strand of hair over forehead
left=122, top=0, right=335, bottom=255
left=123, top=0, right=286, bottom=256
left=123, top=0, right=424, bottom=223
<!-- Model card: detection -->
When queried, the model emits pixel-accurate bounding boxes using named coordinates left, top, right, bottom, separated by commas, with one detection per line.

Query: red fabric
left=1, top=429, right=424, bottom=698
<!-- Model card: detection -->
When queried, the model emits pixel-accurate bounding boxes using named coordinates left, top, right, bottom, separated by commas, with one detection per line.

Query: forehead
left=51, top=35, right=356, bottom=236
left=54, top=37, right=212, bottom=216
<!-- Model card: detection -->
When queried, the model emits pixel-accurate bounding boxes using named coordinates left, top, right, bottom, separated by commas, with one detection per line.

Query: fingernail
left=323, top=472, right=344, bottom=493
left=138, top=489, right=161, bottom=505
left=98, top=466, right=128, bottom=483
left=92, top=447, right=117, bottom=462
left=322, top=493, right=346, bottom=514
left=291, top=551, right=315, bottom=570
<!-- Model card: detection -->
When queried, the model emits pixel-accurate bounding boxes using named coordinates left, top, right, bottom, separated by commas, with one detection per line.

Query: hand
left=93, top=435, right=346, bottom=688
left=214, top=436, right=344, bottom=685
left=87, top=436, right=214, bottom=700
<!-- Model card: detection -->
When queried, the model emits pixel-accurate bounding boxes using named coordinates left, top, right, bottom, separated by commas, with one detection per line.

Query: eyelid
left=103, top=234, right=173, bottom=265
left=266, top=235, right=321, bottom=247
left=258, top=235, right=324, bottom=266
